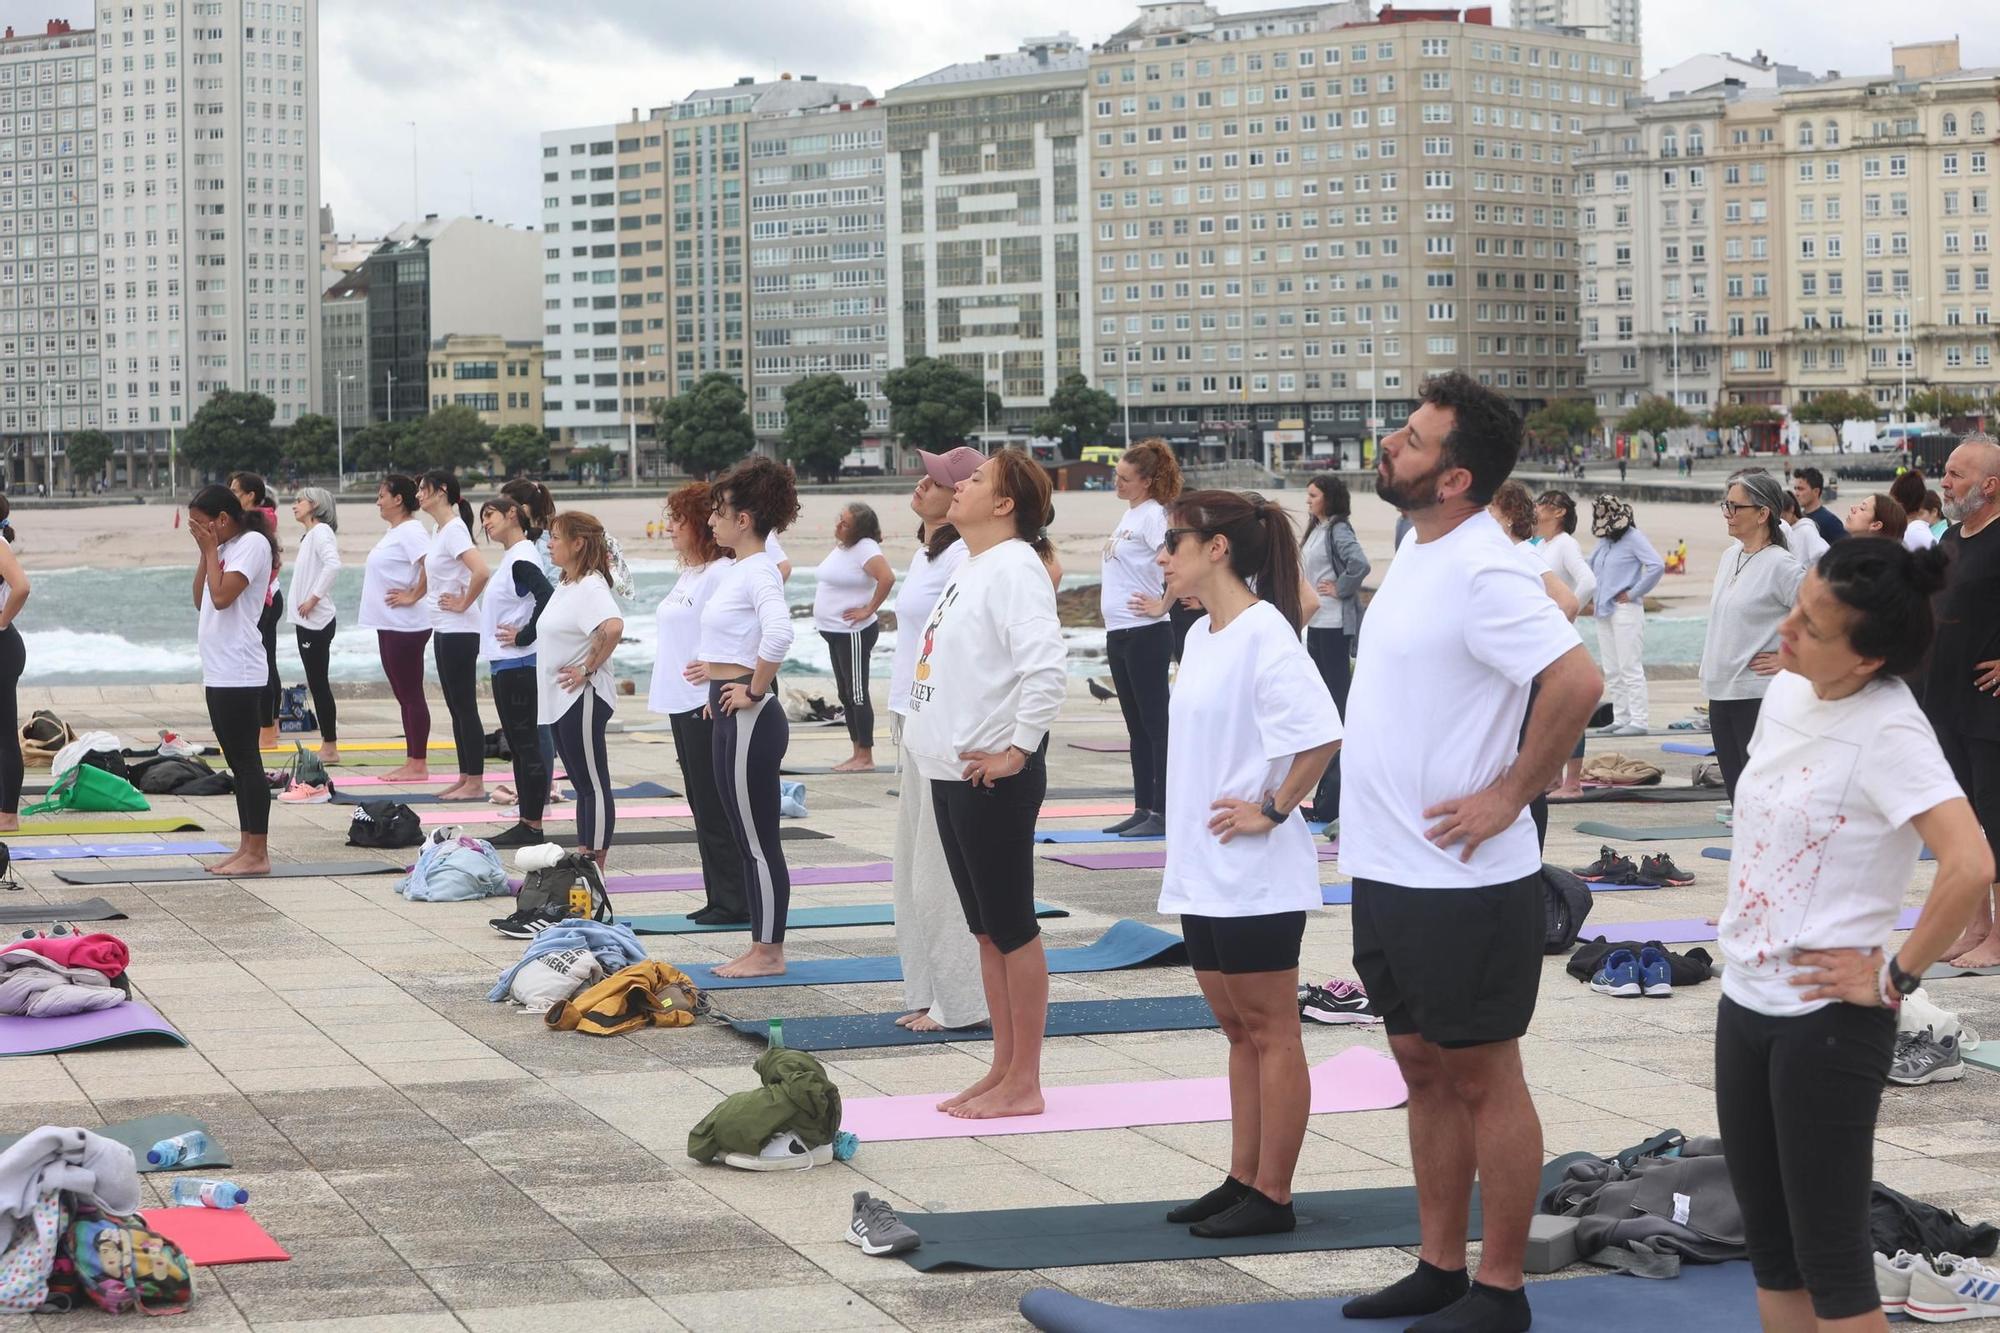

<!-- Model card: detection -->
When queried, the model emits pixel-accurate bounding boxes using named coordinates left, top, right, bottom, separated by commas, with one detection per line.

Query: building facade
left=537, top=123, right=623, bottom=457
left=1511, top=0, right=1639, bottom=49
left=427, top=333, right=543, bottom=431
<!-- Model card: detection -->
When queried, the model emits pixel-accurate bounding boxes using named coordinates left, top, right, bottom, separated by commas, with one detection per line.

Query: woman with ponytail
left=502, top=478, right=565, bottom=800
left=1151, top=490, right=1342, bottom=1238
left=188, top=485, right=277, bottom=874
left=0, top=498, right=31, bottom=832
left=418, top=470, right=491, bottom=799
left=228, top=471, right=284, bottom=747
left=1099, top=439, right=1182, bottom=840
left=360, top=473, right=434, bottom=781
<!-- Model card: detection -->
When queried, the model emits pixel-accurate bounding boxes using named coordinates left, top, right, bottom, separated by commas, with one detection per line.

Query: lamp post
left=1669, top=317, right=1681, bottom=410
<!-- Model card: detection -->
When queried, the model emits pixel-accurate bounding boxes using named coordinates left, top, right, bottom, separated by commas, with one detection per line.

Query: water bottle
left=768, top=1018, right=784, bottom=1049
left=168, top=1178, right=248, bottom=1209
left=146, top=1130, right=210, bottom=1167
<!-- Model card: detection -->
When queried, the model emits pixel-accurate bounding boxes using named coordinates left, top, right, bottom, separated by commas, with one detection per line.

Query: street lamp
left=333, top=373, right=356, bottom=489
left=1668, top=317, right=1681, bottom=410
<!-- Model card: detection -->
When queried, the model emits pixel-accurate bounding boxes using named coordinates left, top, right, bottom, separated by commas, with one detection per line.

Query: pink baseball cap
left=918, top=446, right=985, bottom=487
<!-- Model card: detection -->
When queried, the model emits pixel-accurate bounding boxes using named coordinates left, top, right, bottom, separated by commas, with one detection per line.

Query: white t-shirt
left=1786, top=517, right=1830, bottom=572
left=811, top=537, right=887, bottom=635
left=649, top=558, right=731, bottom=715
left=697, top=551, right=793, bottom=667
left=1339, top=511, right=1581, bottom=887
left=1719, top=671, right=1965, bottom=1017
left=199, top=531, right=273, bottom=688
left=904, top=538, right=1067, bottom=782
left=286, top=523, right=340, bottom=631
left=1534, top=531, right=1598, bottom=606
left=358, top=521, right=431, bottom=632
left=888, top=539, right=968, bottom=718
left=766, top=529, right=790, bottom=577
left=1100, top=498, right=1169, bottom=631
left=426, top=515, right=481, bottom=635
left=1160, top=600, right=1343, bottom=918
left=1904, top=521, right=1937, bottom=552
left=481, top=538, right=542, bottom=664
left=535, top=572, right=623, bottom=726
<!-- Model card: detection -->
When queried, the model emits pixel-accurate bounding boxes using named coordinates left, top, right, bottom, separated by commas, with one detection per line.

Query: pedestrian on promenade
left=1587, top=495, right=1664, bottom=736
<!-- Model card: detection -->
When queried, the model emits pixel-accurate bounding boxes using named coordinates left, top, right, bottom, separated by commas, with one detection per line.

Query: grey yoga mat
left=331, top=781, right=677, bottom=806
left=0, top=897, right=126, bottom=924
left=1573, top=821, right=1724, bottom=841
left=628, top=900, right=1069, bottom=934
left=0, top=1113, right=231, bottom=1173
left=610, top=828, right=831, bottom=846
left=679, top=919, right=1186, bottom=991
left=53, top=860, right=405, bottom=886
left=1548, top=786, right=1722, bottom=805
left=723, top=995, right=1219, bottom=1051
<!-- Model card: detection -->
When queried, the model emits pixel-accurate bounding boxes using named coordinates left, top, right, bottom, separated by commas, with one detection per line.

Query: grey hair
left=296, top=486, right=337, bottom=531
left=1729, top=469, right=1790, bottom=551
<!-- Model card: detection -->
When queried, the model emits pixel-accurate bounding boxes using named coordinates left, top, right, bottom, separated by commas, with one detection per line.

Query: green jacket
left=687, top=1047, right=843, bottom=1162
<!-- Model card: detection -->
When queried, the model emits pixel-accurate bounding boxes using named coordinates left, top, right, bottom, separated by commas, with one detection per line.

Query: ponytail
left=1171, top=488, right=1307, bottom=631
left=502, top=478, right=555, bottom=534
left=421, top=469, right=473, bottom=536
left=1819, top=538, right=1949, bottom=677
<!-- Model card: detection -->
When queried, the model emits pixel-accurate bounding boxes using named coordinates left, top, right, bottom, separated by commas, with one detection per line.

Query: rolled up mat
left=0, top=1113, right=231, bottom=1173
left=8, top=841, right=230, bottom=861
left=1047, top=847, right=1339, bottom=871
left=0, top=897, right=125, bottom=925
left=333, top=780, right=675, bottom=806
left=600, top=861, right=895, bottom=895
left=1581, top=907, right=1922, bottom=947
left=1036, top=823, right=1331, bottom=845
left=900, top=1148, right=1606, bottom=1271
left=1573, top=822, right=1723, bottom=841
left=0, top=1002, right=186, bottom=1057
left=1067, top=739, right=1130, bottom=753
left=636, top=900, right=1068, bottom=935
left=1661, top=741, right=1717, bottom=756
left=726, top=994, right=1219, bottom=1052
left=139, top=1207, right=289, bottom=1264
left=54, top=860, right=405, bottom=886
left=1548, top=786, right=1723, bottom=804
left=1, top=819, right=204, bottom=837
left=1015, top=1258, right=1760, bottom=1331
left=680, top=918, right=1185, bottom=990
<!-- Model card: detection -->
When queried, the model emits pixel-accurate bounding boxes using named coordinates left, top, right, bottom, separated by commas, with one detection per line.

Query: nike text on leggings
left=552, top=686, right=614, bottom=851
left=710, top=680, right=791, bottom=945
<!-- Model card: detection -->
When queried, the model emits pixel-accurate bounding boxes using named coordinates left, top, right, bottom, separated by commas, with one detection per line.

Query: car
left=1079, top=444, right=1122, bottom=466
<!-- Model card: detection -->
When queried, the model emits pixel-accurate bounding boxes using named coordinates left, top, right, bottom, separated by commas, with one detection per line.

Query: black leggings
left=376, top=629, right=431, bottom=758
left=293, top=620, right=338, bottom=744
left=1714, top=995, right=1895, bottom=1321
left=256, top=588, right=284, bottom=728
left=821, top=623, right=881, bottom=750
left=0, top=625, right=21, bottom=814
left=671, top=705, right=746, bottom=918
left=932, top=738, right=1049, bottom=955
left=1107, top=621, right=1172, bottom=813
left=553, top=686, right=614, bottom=851
left=433, top=631, right=485, bottom=777
left=1708, top=697, right=1762, bottom=803
left=1168, top=598, right=1203, bottom=663
left=206, top=685, right=270, bottom=836
left=1305, top=627, right=1350, bottom=819
left=490, top=664, right=547, bottom=823
left=711, top=680, right=791, bottom=945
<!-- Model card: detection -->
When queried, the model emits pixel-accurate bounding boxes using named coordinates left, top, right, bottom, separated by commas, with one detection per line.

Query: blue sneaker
left=1639, top=946, right=1673, bottom=998
left=1590, top=948, right=1642, bottom=998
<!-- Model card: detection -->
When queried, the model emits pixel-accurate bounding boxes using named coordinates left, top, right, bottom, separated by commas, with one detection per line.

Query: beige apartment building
left=427, top=334, right=544, bottom=432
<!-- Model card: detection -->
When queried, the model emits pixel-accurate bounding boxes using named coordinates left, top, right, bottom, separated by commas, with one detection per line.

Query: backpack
left=1541, top=862, right=1595, bottom=954
left=345, top=800, right=423, bottom=849
left=516, top=852, right=614, bottom=925
left=53, top=1202, right=194, bottom=1316
left=482, top=727, right=513, bottom=761
left=276, top=684, right=315, bottom=734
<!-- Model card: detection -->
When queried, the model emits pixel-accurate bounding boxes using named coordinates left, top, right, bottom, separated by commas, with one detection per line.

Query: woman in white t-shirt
left=1531, top=489, right=1597, bottom=798
left=477, top=496, right=555, bottom=851
left=1715, top=538, right=1993, bottom=1327
left=1890, top=471, right=1936, bottom=552
left=811, top=503, right=895, bottom=772
left=285, top=487, right=342, bottom=766
left=1099, top=439, right=1182, bottom=840
left=536, top=511, right=625, bottom=866
left=188, top=485, right=278, bottom=876
left=228, top=472, right=284, bottom=748
left=418, top=471, right=492, bottom=800
left=1154, top=489, right=1342, bottom=1239
left=1780, top=490, right=1831, bottom=571
left=359, top=474, right=434, bottom=782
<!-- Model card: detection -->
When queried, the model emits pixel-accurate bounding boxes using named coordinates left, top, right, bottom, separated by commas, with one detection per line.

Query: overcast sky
left=4, top=0, right=1986, bottom=238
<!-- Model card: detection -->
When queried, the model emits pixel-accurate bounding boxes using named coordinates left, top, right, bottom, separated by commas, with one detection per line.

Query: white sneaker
left=1907, top=1253, right=2000, bottom=1322
left=1610, top=722, right=1650, bottom=736
left=722, top=1130, right=834, bottom=1172
left=1877, top=1249, right=1925, bottom=1315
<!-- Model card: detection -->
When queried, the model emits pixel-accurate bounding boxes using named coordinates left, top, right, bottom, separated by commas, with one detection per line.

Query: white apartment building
left=1511, top=0, right=1639, bottom=49
left=538, top=123, right=624, bottom=454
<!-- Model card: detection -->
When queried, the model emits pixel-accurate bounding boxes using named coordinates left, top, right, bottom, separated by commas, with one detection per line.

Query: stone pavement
left=6, top=678, right=1999, bottom=1331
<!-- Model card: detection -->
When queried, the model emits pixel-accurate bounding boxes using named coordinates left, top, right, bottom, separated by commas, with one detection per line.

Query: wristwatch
left=1259, top=797, right=1288, bottom=826
left=1886, top=955, right=1921, bottom=997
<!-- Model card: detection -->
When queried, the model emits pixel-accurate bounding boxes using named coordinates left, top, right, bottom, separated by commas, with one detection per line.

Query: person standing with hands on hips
left=534, top=512, right=624, bottom=869
left=418, top=471, right=492, bottom=801
left=1586, top=495, right=1664, bottom=737
left=811, top=503, right=895, bottom=773
left=1099, top=439, right=1182, bottom=840
left=1699, top=471, right=1802, bottom=802
left=360, top=475, right=434, bottom=782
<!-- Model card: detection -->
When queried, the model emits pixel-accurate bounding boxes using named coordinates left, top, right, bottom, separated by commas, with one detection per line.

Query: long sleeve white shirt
left=1534, top=530, right=1597, bottom=607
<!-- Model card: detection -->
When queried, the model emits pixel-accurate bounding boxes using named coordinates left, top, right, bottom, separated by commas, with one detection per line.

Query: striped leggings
left=552, top=688, right=614, bottom=852
left=820, top=623, right=879, bottom=750
left=710, top=680, right=791, bottom=945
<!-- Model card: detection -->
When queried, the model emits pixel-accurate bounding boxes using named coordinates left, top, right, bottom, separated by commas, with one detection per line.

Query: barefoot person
left=1716, top=538, right=1993, bottom=1331
left=419, top=471, right=491, bottom=801
left=361, top=475, right=433, bottom=782
left=536, top=512, right=623, bottom=869
left=188, top=485, right=277, bottom=876
left=286, top=488, right=341, bottom=766
left=812, top=503, right=895, bottom=773
left=228, top=472, right=283, bottom=749
left=699, top=457, right=800, bottom=978
left=479, top=496, right=554, bottom=850
left=905, top=449, right=1066, bottom=1119
left=1340, top=373, right=1601, bottom=1332
left=0, top=499, right=30, bottom=833
left=1100, top=439, right=1182, bottom=840
left=1532, top=490, right=1595, bottom=798
left=1156, top=489, right=1341, bottom=1238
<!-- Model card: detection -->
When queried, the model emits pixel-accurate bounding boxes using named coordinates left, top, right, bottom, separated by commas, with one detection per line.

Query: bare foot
left=712, top=952, right=786, bottom=979
left=380, top=762, right=429, bottom=782
left=937, top=1068, right=1005, bottom=1113
left=225, top=856, right=272, bottom=877
left=435, top=777, right=468, bottom=799
left=317, top=745, right=340, bottom=766
left=950, top=1082, right=1045, bottom=1120
left=1552, top=785, right=1585, bottom=799
left=258, top=726, right=280, bottom=749
left=203, top=852, right=246, bottom=875
left=1944, top=924, right=1990, bottom=961
left=894, top=1011, right=927, bottom=1028
left=1951, top=941, right=2000, bottom=969
left=440, top=780, right=486, bottom=802
left=831, top=756, right=877, bottom=773
left=903, top=1013, right=947, bottom=1032
left=0, top=814, right=18, bottom=833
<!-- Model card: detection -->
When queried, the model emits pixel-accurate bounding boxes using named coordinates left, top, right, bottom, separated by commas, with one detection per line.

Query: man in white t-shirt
left=1338, top=372, right=1603, bottom=1333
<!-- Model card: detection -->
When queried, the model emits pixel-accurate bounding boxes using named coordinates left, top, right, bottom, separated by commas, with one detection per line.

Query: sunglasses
left=1163, top=527, right=1204, bottom=548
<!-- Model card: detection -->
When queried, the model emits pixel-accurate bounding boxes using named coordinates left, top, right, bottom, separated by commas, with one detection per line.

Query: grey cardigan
left=1301, top=518, right=1370, bottom=635
left=1700, top=539, right=1805, bottom=700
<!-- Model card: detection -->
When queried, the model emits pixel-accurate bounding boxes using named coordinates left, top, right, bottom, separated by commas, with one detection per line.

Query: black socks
left=1406, top=1281, right=1531, bottom=1333
left=1188, top=1186, right=1295, bottom=1238
left=1165, top=1175, right=1248, bottom=1223
left=1341, top=1259, right=1471, bottom=1319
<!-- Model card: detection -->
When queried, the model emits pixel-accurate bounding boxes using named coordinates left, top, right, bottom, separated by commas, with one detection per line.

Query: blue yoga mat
left=629, top=900, right=1068, bottom=935
left=679, top=919, right=1186, bottom=990
left=1019, top=1260, right=1760, bottom=1332
left=1661, top=742, right=1717, bottom=757
left=7, top=841, right=230, bottom=861
left=723, top=995, right=1219, bottom=1051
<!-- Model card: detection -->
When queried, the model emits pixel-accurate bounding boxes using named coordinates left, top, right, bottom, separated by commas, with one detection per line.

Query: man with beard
left=1925, top=434, right=2000, bottom=967
left=1339, top=373, right=1602, bottom=1333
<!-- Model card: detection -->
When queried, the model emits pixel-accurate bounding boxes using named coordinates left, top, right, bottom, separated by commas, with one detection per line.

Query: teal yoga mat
left=1574, top=821, right=1724, bottom=841
left=722, top=995, right=1218, bottom=1051
left=679, top=919, right=1185, bottom=990
left=1966, top=1044, right=2000, bottom=1074
left=0, top=1114, right=231, bottom=1173
left=628, top=900, right=1069, bottom=934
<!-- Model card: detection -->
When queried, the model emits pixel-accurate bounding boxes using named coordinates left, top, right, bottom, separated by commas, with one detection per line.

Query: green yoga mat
left=0, top=819, right=204, bottom=837
left=628, top=900, right=1069, bottom=934
left=0, top=1114, right=231, bottom=1173
left=1574, top=821, right=1725, bottom=842
left=724, top=995, right=1220, bottom=1052
left=1966, top=1044, right=2000, bottom=1074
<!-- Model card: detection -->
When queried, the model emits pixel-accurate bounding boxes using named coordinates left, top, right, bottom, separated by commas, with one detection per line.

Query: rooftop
left=893, top=37, right=1090, bottom=92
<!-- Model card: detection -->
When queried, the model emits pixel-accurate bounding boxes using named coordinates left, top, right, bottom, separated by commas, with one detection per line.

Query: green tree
left=1033, top=371, right=1117, bottom=448
left=652, top=372, right=754, bottom=478
left=489, top=423, right=549, bottom=478
left=281, top=414, right=340, bottom=477
left=348, top=419, right=416, bottom=473
left=1710, top=403, right=1783, bottom=431
left=410, top=405, right=493, bottom=473
left=1790, top=390, right=1877, bottom=426
left=1525, top=397, right=1600, bottom=447
left=883, top=356, right=997, bottom=452
left=1617, top=396, right=1694, bottom=437
left=1906, top=387, right=1979, bottom=420
left=779, top=374, right=868, bottom=482
left=65, top=429, right=115, bottom=486
left=180, top=390, right=279, bottom=477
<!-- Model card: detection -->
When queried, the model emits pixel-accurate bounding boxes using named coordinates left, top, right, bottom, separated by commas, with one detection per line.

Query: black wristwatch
left=1887, top=955, right=1921, bottom=997
left=1259, top=797, right=1287, bottom=826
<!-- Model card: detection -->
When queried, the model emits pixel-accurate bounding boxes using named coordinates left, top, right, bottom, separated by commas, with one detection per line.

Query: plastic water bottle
left=146, top=1131, right=210, bottom=1167
left=768, top=1018, right=784, bottom=1049
left=168, top=1178, right=248, bottom=1209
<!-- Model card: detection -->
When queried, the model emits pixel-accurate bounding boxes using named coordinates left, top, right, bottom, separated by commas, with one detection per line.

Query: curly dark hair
left=666, top=482, right=723, bottom=566
left=1489, top=480, right=1536, bottom=541
left=712, top=456, right=800, bottom=538
left=1420, top=370, right=1522, bottom=506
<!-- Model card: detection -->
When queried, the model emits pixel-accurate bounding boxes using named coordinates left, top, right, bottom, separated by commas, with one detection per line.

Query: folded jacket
left=0, top=1127, right=140, bottom=1221
left=487, top=920, right=648, bottom=1002
left=0, top=933, right=129, bottom=979
left=0, top=953, right=126, bottom=1018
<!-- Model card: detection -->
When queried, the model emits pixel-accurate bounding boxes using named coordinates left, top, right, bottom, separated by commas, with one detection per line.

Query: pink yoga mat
left=338, top=769, right=564, bottom=788
left=596, top=862, right=895, bottom=894
left=420, top=802, right=692, bottom=826
left=141, top=1207, right=290, bottom=1265
left=1038, top=802, right=1137, bottom=819
left=1596, top=906, right=1921, bottom=947
left=839, top=1046, right=1406, bottom=1142
left=1046, top=846, right=1340, bottom=871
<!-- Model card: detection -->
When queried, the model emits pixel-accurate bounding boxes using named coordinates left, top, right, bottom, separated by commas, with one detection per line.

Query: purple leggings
left=377, top=629, right=432, bottom=758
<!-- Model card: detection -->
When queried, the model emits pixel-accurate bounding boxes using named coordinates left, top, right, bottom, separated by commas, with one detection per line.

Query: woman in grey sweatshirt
left=1700, top=471, right=1804, bottom=800
left=1299, top=474, right=1369, bottom=822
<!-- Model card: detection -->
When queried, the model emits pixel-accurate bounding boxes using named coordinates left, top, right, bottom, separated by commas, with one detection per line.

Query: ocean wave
left=21, top=628, right=202, bottom=679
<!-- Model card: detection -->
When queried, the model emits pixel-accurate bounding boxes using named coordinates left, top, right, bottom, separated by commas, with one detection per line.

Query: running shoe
left=723, top=1129, right=833, bottom=1172
left=1638, top=946, right=1673, bottom=998
left=488, top=821, right=547, bottom=849
left=1102, top=810, right=1147, bottom=835
left=277, top=781, right=331, bottom=804
left=488, top=903, right=574, bottom=940
left=847, top=1191, right=922, bottom=1256
left=1877, top=1250, right=1928, bottom=1316
left=1889, top=1025, right=1966, bottom=1086
left=1905, top=1253, right=2000, bottom=1322
left=1589, top=948, right=1642, bottom=998
left=1573, top=845, right=1637, bottom=882
left=1639, top=853, right=1695, bottom=886
left=1300, top=979, right=1380, bottom=1026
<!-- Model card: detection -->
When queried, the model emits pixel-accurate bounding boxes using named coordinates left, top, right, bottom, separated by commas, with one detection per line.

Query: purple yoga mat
left=840, top=1046, right=1406, bottom=1142
left=1045, top=846, right=1340, bottom=872
left=0, top=1002, right=186, bottom=1057
left=1586, top=906, right=1923, bottom=946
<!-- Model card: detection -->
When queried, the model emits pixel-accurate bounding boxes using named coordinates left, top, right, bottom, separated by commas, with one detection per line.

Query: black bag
left=516, top=852, right=614, bottom=925
left=483, top=727, right=513, bottom=761
left=128, top=754, right=231, bottom=796
left=1542, top=863, right=1594, bottom=954
left=77, top=748, right=128, bottom=780
left=346, top=800, right=423, bottom=849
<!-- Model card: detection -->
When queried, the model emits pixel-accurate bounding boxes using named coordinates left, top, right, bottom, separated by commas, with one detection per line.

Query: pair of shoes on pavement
left=847, top=1191, right=921, bottom=1256
left=489, top=902, right=580, bottom=939
left=1590, top=946, right=1674, bottom=998
left=1878, top=1250, right=2000, bottom=1321
left=1572, top=845, right=1694, bottom=886
left=1104, top=809, right=1166, bottom=839
left=1890, top=1025, right=1972, bottom=1086
left=1299, top=979, right=1381, bottom=1026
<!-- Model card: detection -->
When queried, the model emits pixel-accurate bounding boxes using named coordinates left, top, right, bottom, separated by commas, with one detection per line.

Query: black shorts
left=1182, top=911, right=1307, bottom=975
left=1935, top=727, right=2000, bottom=866
left=931, top=739, right=1049, bottom=955
left=1351, top=874, right=1544, bottom=1048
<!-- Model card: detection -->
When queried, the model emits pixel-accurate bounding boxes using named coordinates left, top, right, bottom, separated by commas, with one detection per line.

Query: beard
left=1375, top=454, right=1449, bottom=513
left=1942, top=489, right=1988, bottom=524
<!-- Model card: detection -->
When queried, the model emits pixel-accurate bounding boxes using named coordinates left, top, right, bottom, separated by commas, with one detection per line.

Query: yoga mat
left=53, top=860, right=404, bottom=886
left=1068, top=739, right=1130, bottom=753
left=603, top=827, right=831, bottom=847
left=7, top=841, right=230, bottom=861
left=0, top=1114, right=232, bottom=1173
left=888, top=786, right=1135, bottom=801
left=1035, top=823, right=1332, bottom=845
left=0, top=897, right=125, bottom=924
left=899, top=1150, right=1602, bottom=1272
left=723, top=994, right=1218, bottom=1052
left=1925, top=961, right=2000, bottom=979
left=779, top=764, right=877, bottom=776
left=1016, top=1259, right=1760, bottom=1332
left=1573, top=821, right=1723, bottom=841
left=680, top=919, right=1186, bottom=990
left=0, top=1002, right=186, bottom=1056
left=1549, top=786, right=1722, bottom=804
left=333, top=780, right=675, bottom=806
left=843, top=1047, right=1404, bottom=1143
left=269, top=739, right=449, bottom=754
left=1047, top=847, right=1339, bottom=871
left=1040, top=803, right=1139, bottom=819
left=634, top=900, right=1069, bottom=935
left=1580, top=908, right=1923, bottom=947
left=335, top=769, right=564, bottom=788
left=1661, top=741, right=1717, bottom=757
left=140, top=1207, right=290, bottom=1264
left=1966, top=1044, right=2000, bottom=1074
left=0, top=819, right=204, bottom=837
left=600, top=861, right=894, bottom=895
left=421, top=801, right=693, bottom=826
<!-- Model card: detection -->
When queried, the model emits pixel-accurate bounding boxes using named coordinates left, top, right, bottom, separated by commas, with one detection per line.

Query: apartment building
left=538, top=122, right=623, bottom=456
left=427, top=332, right=542, bottom=431
left=320, top=265, right=365, bottom=428
left=1511, top=0, right=1639, bottom=49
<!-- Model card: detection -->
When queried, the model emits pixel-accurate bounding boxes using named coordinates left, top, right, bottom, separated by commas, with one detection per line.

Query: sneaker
left=1640, top=853, right=1695, bottom=886
left=1877, top=1250, right=1926, bottom=1315
left=1610, top=722, right=1650, bottom=736
left=1573, top=845, right=1637, bottom=882
left=1717, top=804, right=1734, bottom=827
left=488, top=821, right=547, bottom=849
left=1905, top=1253, right=2000, bottom=1322
left=277, top=780, right=331, bottom=804
left=1590, top=948, right=1642, bottom=998
left=846, top=1191, right=921, bottom=1256
left=1300, top=979, right=1380, bottom=1026
left=1117, top=812, right=1166, bottom=839
left=489, top=904, right=574, bottom=940
left=1102, top=810, right=1148, bottom=835
left=1890, top=1025, right=1966, bottom=1086
left=723, top=1129, right=834, bottom=1172
left=1638, top=946, right=1673, bottom=998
